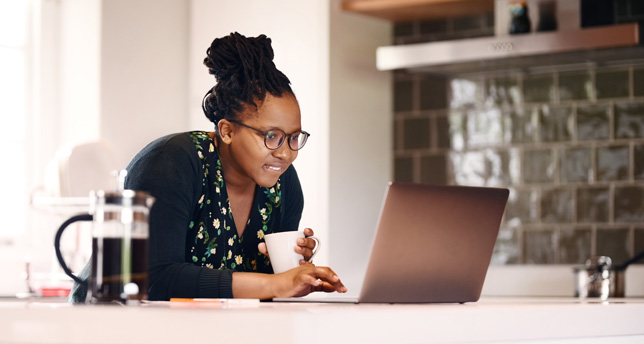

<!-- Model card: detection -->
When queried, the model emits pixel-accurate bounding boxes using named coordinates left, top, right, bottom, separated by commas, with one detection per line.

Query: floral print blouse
left=186, top=131, right=303, bottom=274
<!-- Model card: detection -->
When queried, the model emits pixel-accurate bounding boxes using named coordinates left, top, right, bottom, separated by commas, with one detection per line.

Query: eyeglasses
left=228, top=120, right=310, bottom=151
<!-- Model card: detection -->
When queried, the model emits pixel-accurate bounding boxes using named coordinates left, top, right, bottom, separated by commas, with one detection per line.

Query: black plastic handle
left=616, top=249, right=644, bottom=271
left=54, top=214, right=93, bottom=285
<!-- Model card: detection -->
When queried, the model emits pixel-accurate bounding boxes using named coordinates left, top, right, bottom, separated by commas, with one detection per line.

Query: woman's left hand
left=296, top=228, right=317, bottom=264
left=257, top=228, right=318, bottom=263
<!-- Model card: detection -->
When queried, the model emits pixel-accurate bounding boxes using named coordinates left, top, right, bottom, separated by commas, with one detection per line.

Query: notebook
left=274, top=182, right=509, bottom=304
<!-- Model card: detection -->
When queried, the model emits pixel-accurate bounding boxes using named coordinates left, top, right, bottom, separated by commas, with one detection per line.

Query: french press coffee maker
left=54, top=171, right=155, bottom=304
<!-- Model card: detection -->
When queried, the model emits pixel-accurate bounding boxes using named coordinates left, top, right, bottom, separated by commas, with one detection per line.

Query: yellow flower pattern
left=187, top=131, right=284, bottom=272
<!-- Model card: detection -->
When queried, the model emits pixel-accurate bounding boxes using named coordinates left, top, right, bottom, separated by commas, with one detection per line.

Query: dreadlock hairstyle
left=202, top=32, right=294, bottom=126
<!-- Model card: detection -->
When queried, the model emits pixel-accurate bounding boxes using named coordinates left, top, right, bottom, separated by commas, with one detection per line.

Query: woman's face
left=227, top=93, right=301, bottom=188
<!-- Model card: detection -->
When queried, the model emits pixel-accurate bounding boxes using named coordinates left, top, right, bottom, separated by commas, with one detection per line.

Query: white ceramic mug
left=264, top=231, right=319, bottom=273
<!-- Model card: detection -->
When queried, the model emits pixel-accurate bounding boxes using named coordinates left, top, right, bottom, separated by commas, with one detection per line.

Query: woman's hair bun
left=201, top=32, right=293, bottom=125
left=203, top=32, right=274, bottom=82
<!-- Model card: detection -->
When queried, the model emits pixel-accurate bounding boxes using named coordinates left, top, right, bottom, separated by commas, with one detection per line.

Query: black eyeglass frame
left=227, top=119, right=310, bottom=151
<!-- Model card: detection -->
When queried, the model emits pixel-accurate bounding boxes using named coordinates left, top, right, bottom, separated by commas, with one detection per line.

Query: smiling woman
left=68, top=32, right=346, bottom=303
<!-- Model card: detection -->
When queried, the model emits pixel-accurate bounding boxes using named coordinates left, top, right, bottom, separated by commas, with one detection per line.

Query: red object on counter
left=40, top=287, right=71, bottom=297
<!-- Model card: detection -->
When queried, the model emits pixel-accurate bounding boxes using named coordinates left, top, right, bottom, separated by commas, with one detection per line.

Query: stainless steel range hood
left=377, top=22, right=644, bottom=74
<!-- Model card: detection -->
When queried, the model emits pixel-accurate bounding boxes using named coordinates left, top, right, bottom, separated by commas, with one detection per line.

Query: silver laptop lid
left=358, top=182, right=509, bottom=303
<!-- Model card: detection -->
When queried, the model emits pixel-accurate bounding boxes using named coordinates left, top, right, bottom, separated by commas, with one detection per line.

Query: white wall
left=58, top=0, right=101, bottom=145
left=328, top=0, right=392, bottom=292
left=47, top=0, right=190, bottom=170
left=100, top=0, right=190, bottom=168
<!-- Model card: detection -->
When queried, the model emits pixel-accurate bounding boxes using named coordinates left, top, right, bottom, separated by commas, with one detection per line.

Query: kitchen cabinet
left=341, top=0, right=495, bottom=22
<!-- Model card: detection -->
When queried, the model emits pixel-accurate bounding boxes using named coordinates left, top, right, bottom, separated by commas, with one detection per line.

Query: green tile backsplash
left=634, top=144, right=644, bottom=179
left=560, top=147, right=592, bottom=183
left=403, top=118, right=430, bottom=149
left=595, top=69, right=630, bottom=99
left=541, top=188, right=573, bottom=224
left=394, top=80, right=413, bottom=112
left=539, top=106, right=573, bottom=143
left=614, top=186, right=644, bottom=222
left=420, top=76, right=447, bottom=110
left=597, top=145, right=630, bottom=181
left=559, top=70, right=593, bottom=101
left=558, top=228, right=591, bottom=264
left=393, top=17, right=644, bottom=265
left=596, top=228, right=630, bottom=265
left=577, top=104, right=611, bottom=141
left=633, top=68, right=644, bottom=96
left=577, top=187, right=610, bottom=223
left=615, top=101, right=644, bottom=139
left=524, top=230, right=557, bottom=264
left=523, top=73, right=555, bottom=103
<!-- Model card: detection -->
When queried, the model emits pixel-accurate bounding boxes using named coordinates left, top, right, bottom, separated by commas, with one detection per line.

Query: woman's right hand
left=271, top=263, right=347, bottom=298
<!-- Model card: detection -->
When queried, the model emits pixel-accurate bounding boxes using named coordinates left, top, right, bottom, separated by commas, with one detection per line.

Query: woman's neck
left=211, top=133, right=256, bottom=195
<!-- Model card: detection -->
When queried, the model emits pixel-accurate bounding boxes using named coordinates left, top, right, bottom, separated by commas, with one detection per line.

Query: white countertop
left=1, top=297, right=644, bottom=344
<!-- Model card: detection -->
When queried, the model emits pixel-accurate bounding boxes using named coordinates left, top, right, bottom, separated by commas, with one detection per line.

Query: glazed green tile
left=577, top=187, right=610, bottom=223
left=450, top=151, right=486, bottom=185
left=633, top=68, right=644, bottom=97
left=420, top=75, right=447, bottom=110
left=504, top=188, right=538, bottom=225
left=420, top=154, right=447, bottom=185
left=394, top=156, right=414, bottom=183
left=524, top=230, right=557, bottom=264
left=507, top=147, right=522, bottom=185
left=614, top=186, right=644, bottom=222
left=523, top=73, right=555, bottom=103
left=558, top=228, right=592, bottom=264
left=635, top=229, right=644, bottom=263
left=541, top=188, right=573, bottom=223
left=394, top=22, right=414, bottom=38
left=436, top=116, right=451, bottom=149
left=595, top=69, right=629, bottom=99
left=577, top=104, right=610, bottom=141
left=491, top=228, right=520, bottom=264
left=465, top=108, right=503, bottom=147
left=539, top=105, right=573, bottom=142
left=448, top=111, right=466, bottom=151
left=486, top=76, right=520, bottom=105
left=615, top=101, right=644, bottom=139
left=394, top=119, right=402, bottom=150
left=560, top=147, right=592, bottom=183
left=597, top=145, right=630, bottom=181
left=394, top=80, right=413, bottom=112
left=403, top=117, right=430, bottom=150
left=419, top=19, right=447, bottom=35
left=559, top=70, right=592, bottom=101
left=635, top=144, right=644, bottom=180
left=449, top=77, right=483, bottom=110
left=506, top=108, right=536, bottom=144
left=485, top=149, right=513, bottom=186
left=522, top=148, right=554, bottom=183
left=451, top=149, right=512, bottom=186
left=596, top=228, right=630, bottom=265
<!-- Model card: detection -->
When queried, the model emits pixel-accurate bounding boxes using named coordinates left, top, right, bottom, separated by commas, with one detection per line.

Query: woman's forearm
left=231, top=272, right=276, bottom=300
left=231, top=265, right=346, bottom=300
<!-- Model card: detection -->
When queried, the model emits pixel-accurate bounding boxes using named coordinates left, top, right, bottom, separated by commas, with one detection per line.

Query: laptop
left=274, top=182, right=509, bottom=304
